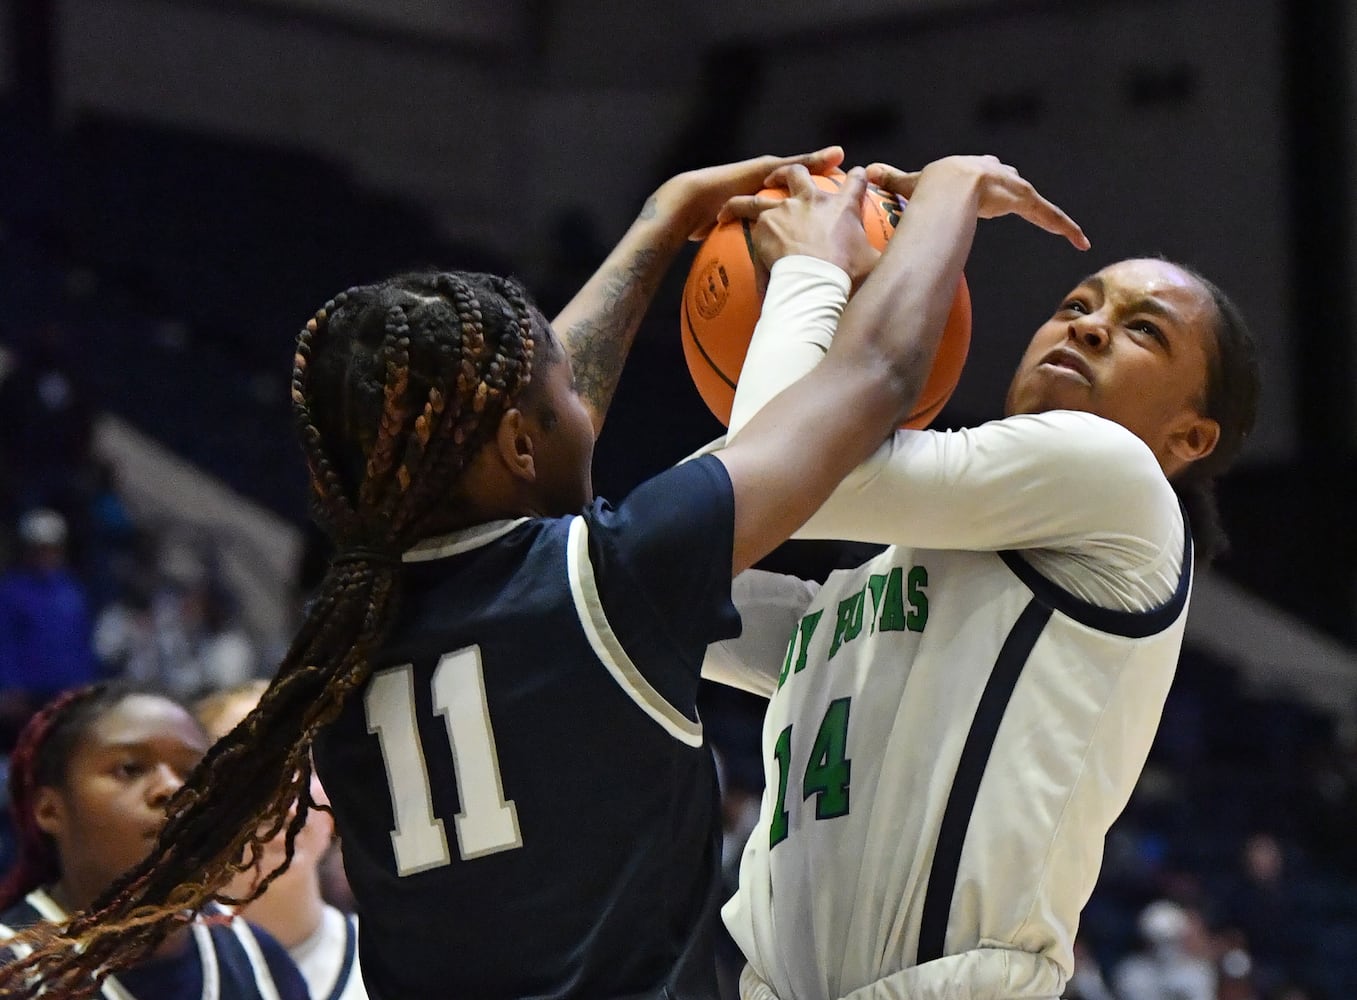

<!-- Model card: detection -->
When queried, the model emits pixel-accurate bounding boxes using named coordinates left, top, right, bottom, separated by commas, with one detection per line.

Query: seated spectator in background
left=196, top=680, right=365, bottom=1000
left=1112, top=899, right=1216, bottom=1000
left=1214, top=832, right=1307, bottom=990
left=94, top=536, right=259, bottom=700
left=0, top=509, right=97, bottom=751
left=1062, top=936, right=1115, bottom=1000
left=0, top=683, right=309, bottom=999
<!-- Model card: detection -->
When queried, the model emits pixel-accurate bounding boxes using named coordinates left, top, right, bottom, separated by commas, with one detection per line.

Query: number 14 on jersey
left=769, top=697, right=853, bottom=848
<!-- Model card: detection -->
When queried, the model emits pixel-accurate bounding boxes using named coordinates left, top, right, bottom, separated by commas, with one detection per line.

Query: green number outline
left=768, top=697, right=853, bottom=848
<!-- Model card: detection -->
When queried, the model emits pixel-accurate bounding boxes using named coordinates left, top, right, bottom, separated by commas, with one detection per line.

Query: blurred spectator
left=1111, top=899, right=1217, bottom=1000
left=1214, top=926, right=1261, bottom=1000
left=0, top=508, right=97, bottom=750
left=195, top=680, right=367, bottom=1000
left=1214, top=832, right=1308, bottom=988
left=82, top=459, right=139, bottom=611
left=94, top=535, right=258, bottom=699
left=1063, top=935, right=1115, bottom=1000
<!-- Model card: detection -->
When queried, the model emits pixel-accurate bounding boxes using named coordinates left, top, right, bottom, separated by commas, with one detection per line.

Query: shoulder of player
left=997, top=410, right=1165, bottom=481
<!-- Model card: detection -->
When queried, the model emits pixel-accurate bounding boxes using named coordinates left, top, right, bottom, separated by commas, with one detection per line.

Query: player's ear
left=32, top=786, right=67, bottom=840
left=494, top=408, right=537, bottom=482
left=1167, top=413, right=1220, bottom=466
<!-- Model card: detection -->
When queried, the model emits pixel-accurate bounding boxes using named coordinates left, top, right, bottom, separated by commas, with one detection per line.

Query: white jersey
left=707, top=257, right=1194, bottom=1000
left=289, top=905, right=366, bottom=1000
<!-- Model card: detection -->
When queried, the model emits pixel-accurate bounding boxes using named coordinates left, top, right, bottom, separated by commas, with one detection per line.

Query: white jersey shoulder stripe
left=229, top=918, right=282, bottom=1000
left=998, top=522, right=1193, bottom=637
left=403, top=518, right=531, bottom=562
left=565, top=516, right=703, bottom=747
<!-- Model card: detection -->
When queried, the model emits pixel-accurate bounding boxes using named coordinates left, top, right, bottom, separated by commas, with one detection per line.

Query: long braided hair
left=0, top=271, right=539, bottom=997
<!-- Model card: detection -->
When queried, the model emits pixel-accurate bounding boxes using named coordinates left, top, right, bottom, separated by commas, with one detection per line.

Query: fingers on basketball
left=681, top=177, right=972, bottom=429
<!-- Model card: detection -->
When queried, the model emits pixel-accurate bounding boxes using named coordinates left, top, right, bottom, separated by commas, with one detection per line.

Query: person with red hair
left=0, top=684, right=310, bottom=999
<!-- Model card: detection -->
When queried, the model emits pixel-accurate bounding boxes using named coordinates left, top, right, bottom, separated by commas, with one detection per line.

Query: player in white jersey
left=706, top=163, right=1262, bottom=1000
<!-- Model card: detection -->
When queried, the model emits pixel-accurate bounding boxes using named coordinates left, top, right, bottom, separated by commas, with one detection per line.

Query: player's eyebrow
left=1075, top=275, right=1104, bottom=296
left=1074, top=275, right=1181, bottom=323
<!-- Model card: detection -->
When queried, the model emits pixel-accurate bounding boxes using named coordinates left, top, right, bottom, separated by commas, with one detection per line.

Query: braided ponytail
left=0, top=271, right=540, bottom=997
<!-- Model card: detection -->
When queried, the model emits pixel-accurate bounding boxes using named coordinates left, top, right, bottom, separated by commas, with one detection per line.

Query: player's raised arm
left=714, top=157, right=1086, bottom=575
left=551, top=146, right=845, bottom=435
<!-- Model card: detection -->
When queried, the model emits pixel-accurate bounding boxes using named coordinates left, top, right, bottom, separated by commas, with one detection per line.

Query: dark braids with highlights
left=0, top=271, right=540, bottom=998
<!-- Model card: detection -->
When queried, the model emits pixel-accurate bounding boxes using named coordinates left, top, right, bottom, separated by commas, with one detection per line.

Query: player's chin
left=1008, top=374, right=1090, bottom=416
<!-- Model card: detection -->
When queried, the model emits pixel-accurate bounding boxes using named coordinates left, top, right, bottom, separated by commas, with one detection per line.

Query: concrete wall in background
left=52, top=0, right=1296, bottom=465
left=731, top=0, right=1293, bottom=464
left=57, top=0, right=524, bottom=248
left=251, top=0, right=527, bottom=44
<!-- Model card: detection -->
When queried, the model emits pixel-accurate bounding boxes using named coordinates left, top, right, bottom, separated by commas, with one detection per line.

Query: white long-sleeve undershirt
left=724, top=255, right=1186, bottom=613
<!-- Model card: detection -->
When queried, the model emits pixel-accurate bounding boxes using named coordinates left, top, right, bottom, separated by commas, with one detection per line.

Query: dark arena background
left=0, top=0, right=1355, bottom=996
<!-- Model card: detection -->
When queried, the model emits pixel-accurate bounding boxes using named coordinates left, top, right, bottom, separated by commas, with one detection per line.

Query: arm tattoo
left=639, top=195, right=658, bottom=221
left=563, top=247, right=663, bottom=416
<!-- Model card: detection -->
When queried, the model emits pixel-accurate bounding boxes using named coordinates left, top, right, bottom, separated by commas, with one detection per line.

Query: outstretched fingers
left=1001, top=175, right=1090, bottom=250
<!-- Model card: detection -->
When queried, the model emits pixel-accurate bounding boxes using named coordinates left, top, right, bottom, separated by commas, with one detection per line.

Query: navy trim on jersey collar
left=997, top=520, right=1193, bottom=639
left=403, top=518, right=531, bottom=562
left=325, top=914, right=358, bottom=1000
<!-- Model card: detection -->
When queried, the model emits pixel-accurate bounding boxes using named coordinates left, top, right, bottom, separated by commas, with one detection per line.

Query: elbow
left=876, top=351, right=929, bottom=425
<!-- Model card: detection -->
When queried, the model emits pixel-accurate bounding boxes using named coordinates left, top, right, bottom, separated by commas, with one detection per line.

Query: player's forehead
left=1075, top=258, right=1211, bottom=310
left=79, top=695, right=208, bottom=759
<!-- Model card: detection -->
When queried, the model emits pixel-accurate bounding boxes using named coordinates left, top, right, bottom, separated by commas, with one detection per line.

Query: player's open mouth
left=1039, top=348, right=1094, bottom=385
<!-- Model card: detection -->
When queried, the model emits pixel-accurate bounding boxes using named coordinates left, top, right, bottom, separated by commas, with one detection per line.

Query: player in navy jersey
left=0, top=151, right=1085, bottom=999
left=0, top=685, right=310, bottom=1000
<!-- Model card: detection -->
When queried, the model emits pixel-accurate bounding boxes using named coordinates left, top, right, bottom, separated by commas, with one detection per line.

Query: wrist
left=649, top=176, right=717, bottom=240
left=770, top=255, right=852, bottom=293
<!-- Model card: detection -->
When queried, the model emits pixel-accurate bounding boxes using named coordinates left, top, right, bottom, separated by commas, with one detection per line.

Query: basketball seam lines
left=681, top=294, right=737, bottom=390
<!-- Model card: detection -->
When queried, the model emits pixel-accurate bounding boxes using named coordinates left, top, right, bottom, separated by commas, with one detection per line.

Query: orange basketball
left=680, top=172, right=971, bottom=429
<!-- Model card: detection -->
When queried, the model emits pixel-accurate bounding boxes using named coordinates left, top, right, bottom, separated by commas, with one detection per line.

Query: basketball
left=680, top=172, right=972, bottom=429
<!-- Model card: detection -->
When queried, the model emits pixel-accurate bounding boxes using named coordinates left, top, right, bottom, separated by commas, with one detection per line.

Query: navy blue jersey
left=0, top=891, right=310, bottom=1000
left=314, top=456, right=741, bottom=1000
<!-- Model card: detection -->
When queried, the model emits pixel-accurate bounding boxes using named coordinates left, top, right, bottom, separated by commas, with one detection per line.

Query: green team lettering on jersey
left=824, top=565, right=928, bottom=660
left=777, top=610, right=824, bottom=690
left=906, top=565, right=928, bottom=631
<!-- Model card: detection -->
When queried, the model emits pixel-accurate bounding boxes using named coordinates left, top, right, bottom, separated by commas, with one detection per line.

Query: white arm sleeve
left=725, top=259, right=1185, bottom=611
left=701, top=570, right=819, bottom=698
left=726, top=255, right=850, bottom=442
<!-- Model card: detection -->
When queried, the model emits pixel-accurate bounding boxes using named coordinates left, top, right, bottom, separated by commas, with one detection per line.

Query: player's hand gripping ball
left=680, top=171, right=972, bottom=428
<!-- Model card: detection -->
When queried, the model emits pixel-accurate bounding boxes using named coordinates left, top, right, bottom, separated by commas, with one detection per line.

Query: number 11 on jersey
left=365, top=647, right=523, bottom=876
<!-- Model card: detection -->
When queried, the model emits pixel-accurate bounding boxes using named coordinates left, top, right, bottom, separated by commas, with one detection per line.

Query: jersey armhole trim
left=566, top=516, right=704, bottom=747
left=325, top=913, right=359, bottom=1000
left=998, top=513, right=1193, bottom=638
